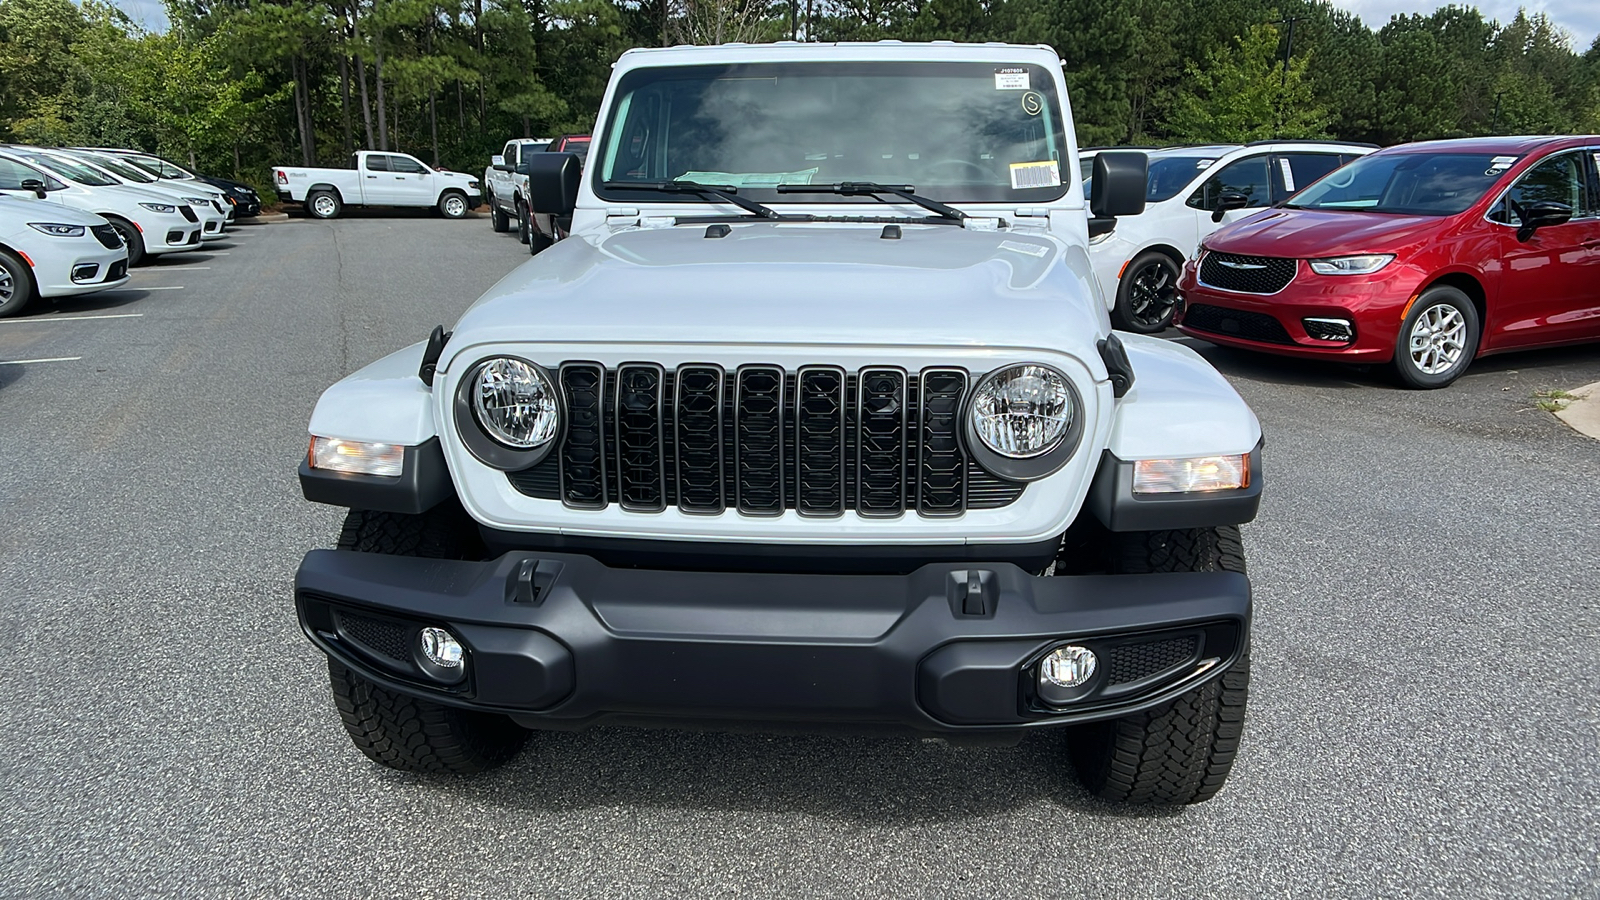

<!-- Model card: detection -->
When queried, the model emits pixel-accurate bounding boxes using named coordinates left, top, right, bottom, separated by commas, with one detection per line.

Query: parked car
left=0, top=148, right=202, bottom=265
left=1090, top=140, right=1376, bottom=333
left=525, top=135, right=590, bottom=252
left=76, top=148, right=258, bottom=217
left=485, top=138, right=550, bottom=240
left=46, top=149, right=229, bottom=241
left=0, top=194, right=129, bottom=317
left=293, top=41, right=1264, bottom=806
left=1177, top=135, right=1600, bottom=388
left=273, top=150, right=483, bottom=219
left=1078, top=145, right=1155, bottom=199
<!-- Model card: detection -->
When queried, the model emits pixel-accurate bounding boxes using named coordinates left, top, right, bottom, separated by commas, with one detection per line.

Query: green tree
left=1165, top=21, right=1328, bottom=141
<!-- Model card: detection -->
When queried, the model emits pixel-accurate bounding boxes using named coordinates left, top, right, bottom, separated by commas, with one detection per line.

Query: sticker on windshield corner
left=994, top=67, right=1030, bottom=90
left=999, top=240, right=1049, bottom=258
left=1009, top=160, right=1061, bottom=190
left=1486, top=155, right=1517, bottom=175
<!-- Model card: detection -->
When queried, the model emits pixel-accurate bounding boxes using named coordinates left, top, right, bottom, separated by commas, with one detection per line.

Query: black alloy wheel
left=1114, top=251, right=1182, bottom=333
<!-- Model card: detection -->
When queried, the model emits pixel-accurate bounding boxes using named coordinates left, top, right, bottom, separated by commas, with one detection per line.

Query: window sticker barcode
left=1009, top=160, right=1061, bottom=190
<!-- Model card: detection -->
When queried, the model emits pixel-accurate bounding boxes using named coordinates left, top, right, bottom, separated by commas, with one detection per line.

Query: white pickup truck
left=273, top=151, right=483, bottom=220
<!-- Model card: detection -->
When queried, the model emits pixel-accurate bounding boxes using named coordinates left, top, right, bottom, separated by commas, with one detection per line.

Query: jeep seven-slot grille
left=507, top=364, right=1025, bottom=516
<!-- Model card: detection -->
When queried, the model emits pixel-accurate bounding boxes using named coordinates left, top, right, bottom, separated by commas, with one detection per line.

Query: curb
left=1553, top=380, right=1600, bottom=442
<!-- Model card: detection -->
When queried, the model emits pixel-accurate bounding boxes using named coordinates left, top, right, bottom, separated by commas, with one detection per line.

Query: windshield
left=1288, top=152, right=1514, bottom=216
left=79, top=153, right=155, bottom=183
left=595, top=61, right=1069, bottom=205
left=1145, top=155, right=1220, bottom=202
left=17, top=152, right=119, bottom=187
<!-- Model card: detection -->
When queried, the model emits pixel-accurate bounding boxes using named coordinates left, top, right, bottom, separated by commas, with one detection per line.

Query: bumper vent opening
left=1182, top=304, right=1295, bottom=345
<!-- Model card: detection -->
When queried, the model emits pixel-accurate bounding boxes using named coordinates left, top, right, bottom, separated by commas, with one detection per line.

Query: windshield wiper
left=774, top=182, right=966, bottom=221
left=604, top=180, right=789, bottom=219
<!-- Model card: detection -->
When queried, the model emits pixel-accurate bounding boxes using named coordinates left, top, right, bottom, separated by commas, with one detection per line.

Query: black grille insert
left=1199, top=252, right=1296, bottom=294
left=91, top=224, right=122, bottom=249
left=1107, top=636, right=1198, bottom=685
left=510, top=364, right=1026, bottom=517
left=178, top=204, right=198, bottom=222
left=338, top=611, right=410, bottom=663
left=1182, top=304, right=1294, bottom=345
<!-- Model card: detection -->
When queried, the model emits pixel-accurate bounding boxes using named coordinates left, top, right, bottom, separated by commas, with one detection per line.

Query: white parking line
left=139, top=266, right=210, bottom=272
left=0, top=356, right=81, bottom=365
left=0, top=313, right=144, bottom=324
left=102, top=285, right=184, bottom=292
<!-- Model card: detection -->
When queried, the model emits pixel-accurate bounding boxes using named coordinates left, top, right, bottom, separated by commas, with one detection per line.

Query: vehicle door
left=0, top=157, right=69, bottom=208
left=496, top=143, right=518, bottom=205
left=357, top=153, right=397, bottom=204
left=1485, top=150, right=1600, bottom=347
left=1186, top=154, right=1273, bottom=242
left=386, top=154, right=435, bottom=205
left=1270, top=152, right=1344, bottom=204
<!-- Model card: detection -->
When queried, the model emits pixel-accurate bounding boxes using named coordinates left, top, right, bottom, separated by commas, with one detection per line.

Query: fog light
left=419, top=627, right=463, bottom=669
left=1302, top=317, right=1355, bottom=342
left=72, top=263, right=99, bottom=282
left=1041, top=645, right=1097, bottom=689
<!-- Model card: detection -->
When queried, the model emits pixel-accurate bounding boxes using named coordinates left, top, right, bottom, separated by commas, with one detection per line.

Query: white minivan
left=1088, top=140, right=1375, bottom=332
left=0, top=194, right=130, bottom=317
left=43, top=149, right=229, bottom=241
left=0, top=149, right=203, bottom=265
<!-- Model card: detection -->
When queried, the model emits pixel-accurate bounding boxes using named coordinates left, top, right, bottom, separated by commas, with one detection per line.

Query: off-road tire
left=516, top=201, right=531, bottom=244
left=490, top=200, right=510, bottom=233
left=106, top=216, right=145, bottom=266
left=328, top=659, right=528, bottom=774
left=529, top=227, right=552, bottom=256
left=0, top=247, right=36, bottom=318
left=308, top=190, right=343, bottom=220
left=1068, top=525, right=1249, bottom=804
left=324, top=503, right=523, bottom=774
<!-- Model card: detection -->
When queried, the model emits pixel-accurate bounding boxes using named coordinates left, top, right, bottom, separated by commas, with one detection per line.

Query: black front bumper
left=296, top=550, right=1250, bottom=735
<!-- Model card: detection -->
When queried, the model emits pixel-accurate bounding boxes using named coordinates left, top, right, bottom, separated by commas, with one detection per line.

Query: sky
left=109, top=0, right=1600, bottom=49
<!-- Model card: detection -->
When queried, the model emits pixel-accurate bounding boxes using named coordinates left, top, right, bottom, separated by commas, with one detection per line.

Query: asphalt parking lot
left=1, top=213, right=1596, bottom=899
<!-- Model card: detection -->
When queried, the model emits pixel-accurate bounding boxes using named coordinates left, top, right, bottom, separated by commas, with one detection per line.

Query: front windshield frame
left=1286, top=151, right=1516, bottom=217
left=594, top=60, right=1071, bottom=207
left=17, top=152, right=119, bottom=187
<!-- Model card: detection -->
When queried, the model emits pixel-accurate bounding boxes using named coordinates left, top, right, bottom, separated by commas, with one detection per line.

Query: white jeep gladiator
left=274, top=150, right=482, bottom=220
left=295, top=42, right=1263, bottom=805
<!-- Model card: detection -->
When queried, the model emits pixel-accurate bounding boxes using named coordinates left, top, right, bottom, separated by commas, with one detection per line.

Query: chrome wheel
left=312, top=195, right=338, bottom=218
left=1408, top=303, right=1468, bottom=375
left=443, top=195, right=467, bottom=218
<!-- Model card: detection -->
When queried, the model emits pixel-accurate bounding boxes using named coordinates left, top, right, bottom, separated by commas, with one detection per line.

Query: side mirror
left=1516, top=200, right=1572, bottom=241
left=1211, top=191, right=1249, bottom=222
left=491, top=155, right=510, bottom=172
left=20, top=178, right=47, bottom=199
left=1088, top=151, right=1147, bottom=237
left=525, top=152, right=580, bottom=217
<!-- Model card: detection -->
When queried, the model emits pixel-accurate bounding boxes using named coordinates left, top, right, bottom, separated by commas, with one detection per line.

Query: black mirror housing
left=1211, top=190, right=1249, bottom=222
left=526, top=152, right=580, bottom=217
left=20, top=177, right=47, bottom=199
left=1089, top=151, right=1148, bottom=219
left=1517, top=200, right=1572, bottom=242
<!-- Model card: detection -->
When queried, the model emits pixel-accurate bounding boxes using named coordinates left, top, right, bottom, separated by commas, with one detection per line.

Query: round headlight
left=970, top=365, right=1073, bottom=459
left=471, top=358, right=559, bottom=449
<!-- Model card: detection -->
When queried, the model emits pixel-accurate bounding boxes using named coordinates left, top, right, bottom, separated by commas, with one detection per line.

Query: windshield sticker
left=1487, top=155, right=1517, bottom=176
left=1278, top=158, right=1295, bottom=192
left=1195, top=159, right=1215, bottom=170
left=994, top=68, right=1030, bottom=90
left=999, top=240, right=1049, bottom=258
left=679, top=167, right=819, bottom=187
left=1021, top=91, right=1044, bottom=116
left=1010, top=160, right=1061, bottom=190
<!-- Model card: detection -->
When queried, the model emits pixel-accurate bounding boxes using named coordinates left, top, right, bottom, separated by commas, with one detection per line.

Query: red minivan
left=1175, top=136, right=1600, bottom=387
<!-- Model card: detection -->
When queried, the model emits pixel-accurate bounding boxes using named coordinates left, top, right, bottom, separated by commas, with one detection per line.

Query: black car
left=192, top=174, right=262, bottom=217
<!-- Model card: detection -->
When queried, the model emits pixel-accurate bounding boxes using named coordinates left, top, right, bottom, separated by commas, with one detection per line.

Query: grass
left=1533, top=389, right=1575, bottom=412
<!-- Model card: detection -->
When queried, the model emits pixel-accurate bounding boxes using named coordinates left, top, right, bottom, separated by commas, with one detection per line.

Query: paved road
left=2, top=214, right=1596, bottom=898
